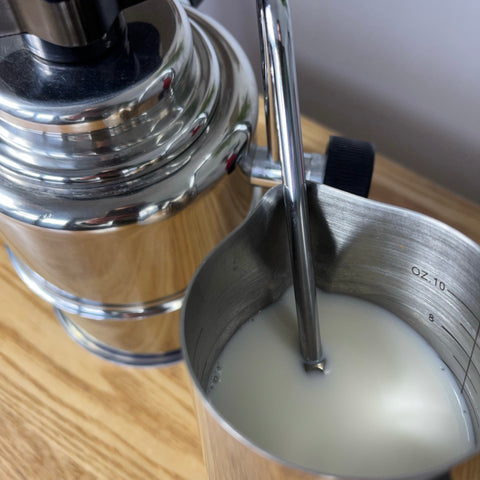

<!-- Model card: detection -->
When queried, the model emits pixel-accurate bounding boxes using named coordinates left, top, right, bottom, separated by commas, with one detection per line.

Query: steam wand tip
left=303, top=358, right=327, bottom=373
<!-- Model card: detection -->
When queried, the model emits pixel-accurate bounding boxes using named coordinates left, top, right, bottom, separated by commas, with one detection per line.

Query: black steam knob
left=324, top=135, right=375, bottom=198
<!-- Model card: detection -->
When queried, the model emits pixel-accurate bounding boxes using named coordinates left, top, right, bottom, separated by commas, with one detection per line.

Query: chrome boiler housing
left=0, top=0, right=258, bottom=365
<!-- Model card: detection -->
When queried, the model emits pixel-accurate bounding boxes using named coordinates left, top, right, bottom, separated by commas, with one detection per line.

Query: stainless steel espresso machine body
left=0, top=0, right=260, bottom=364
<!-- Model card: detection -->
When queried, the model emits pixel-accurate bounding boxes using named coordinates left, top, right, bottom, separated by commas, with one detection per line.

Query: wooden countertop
left=1, top=113, right=479, bottom=479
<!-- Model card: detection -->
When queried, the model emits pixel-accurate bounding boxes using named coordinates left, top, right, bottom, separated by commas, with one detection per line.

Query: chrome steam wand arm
left=256, top=0, right=325, bottom=372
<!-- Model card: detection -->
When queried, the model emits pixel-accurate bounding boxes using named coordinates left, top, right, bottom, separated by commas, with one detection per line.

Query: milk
left=208, top=287, right=474, bottom=478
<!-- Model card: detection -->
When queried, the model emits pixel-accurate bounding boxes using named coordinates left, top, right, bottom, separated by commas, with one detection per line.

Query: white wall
left=199, top=0, right=480, bottom=203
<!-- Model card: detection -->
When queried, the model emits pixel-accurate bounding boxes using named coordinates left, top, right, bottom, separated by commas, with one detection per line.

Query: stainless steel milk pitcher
left=182, top=0, right=479, bottom=479
left=182, top=182, right=480, bottom=480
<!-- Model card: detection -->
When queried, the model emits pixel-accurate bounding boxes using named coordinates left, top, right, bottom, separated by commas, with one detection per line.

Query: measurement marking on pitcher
left=460, top=322, right=477, bottom=344
left=453, top=355, right=465, bottom=374
left=458, top=329, right=480, bottom=384
left=445, top=289, right=480, bottom=393
left=460, top=324, right=480, bottom=394
left=468, top=376, right=478, bottom=395
left=451, top=355, right=470, bottom=386
left=410, top=266, right=447, bottom=291
left=410, top=265, right=480, bottom=394
left=449, top=345, right=478, bottom=394
left=448, top=289, right=480, bottom=326
left=442, top=326, right=471, bottom=359
left=451, top=356, right=479, bottom=396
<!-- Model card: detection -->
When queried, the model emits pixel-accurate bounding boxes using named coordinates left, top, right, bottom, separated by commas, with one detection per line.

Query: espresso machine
left=0, top=0, right=373, bottom=366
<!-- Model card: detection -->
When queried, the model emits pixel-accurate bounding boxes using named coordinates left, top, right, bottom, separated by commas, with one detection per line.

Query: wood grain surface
left=0, top=112, right=479, bottom=479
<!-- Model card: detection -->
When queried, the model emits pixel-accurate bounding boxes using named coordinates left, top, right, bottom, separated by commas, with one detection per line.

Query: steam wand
left=257, top=0, right=326, bottom=372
